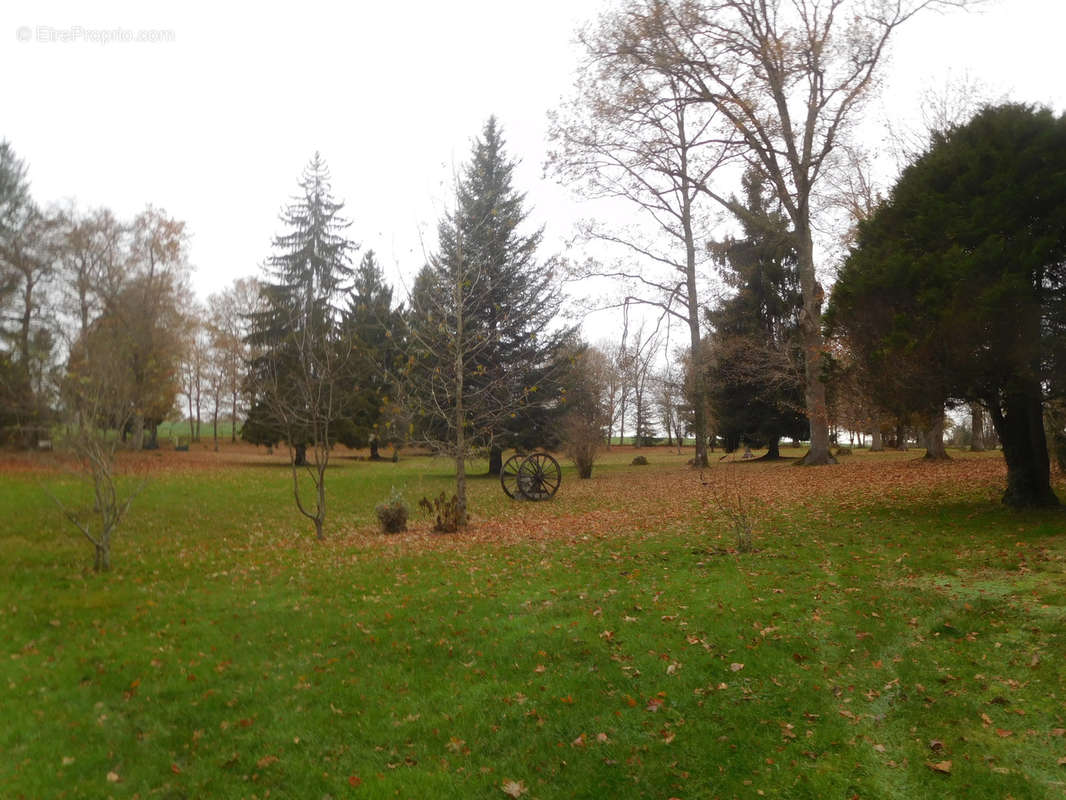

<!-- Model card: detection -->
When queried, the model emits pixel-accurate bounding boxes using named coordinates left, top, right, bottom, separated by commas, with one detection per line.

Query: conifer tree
left=707, top=169, right=807, bottom=458
left=245, top=153, right=354, bottom=538
left=406, top=118, right=570, bottom=525
left=337, top=250, right=405, bottom=458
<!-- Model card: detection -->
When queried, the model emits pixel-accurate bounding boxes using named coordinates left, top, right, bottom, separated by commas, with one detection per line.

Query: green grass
left=1, top=447, right=1064, bottom=798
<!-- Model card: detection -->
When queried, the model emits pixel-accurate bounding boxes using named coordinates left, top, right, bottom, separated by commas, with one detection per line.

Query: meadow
left=1, top=444, right=1064, bottom=799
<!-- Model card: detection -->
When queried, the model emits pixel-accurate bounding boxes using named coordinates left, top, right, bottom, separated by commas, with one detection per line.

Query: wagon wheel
left=500, top=454, right=525, bottom=500
left=516, top=453, right=562, bottom=501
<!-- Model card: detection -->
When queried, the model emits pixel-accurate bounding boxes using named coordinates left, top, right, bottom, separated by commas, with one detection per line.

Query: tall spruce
left=707, top=169, right=807, bottom=458
left=406, top=118, right=569, bottom=525
left=245, top=153, right=355, bottom=539
left=337, top=250, right=405, bottom=458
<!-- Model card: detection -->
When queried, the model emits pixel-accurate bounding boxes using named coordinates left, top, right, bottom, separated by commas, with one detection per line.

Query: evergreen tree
left=410, top=117, right=570, bottom=473
left=706, top=168, right=808, bottom=458
left=406, top=118, right=570, bottom=525
left=831, top=104, right=1066, bottom=507
left=244, top=153, right=355, bottom=538
left=336, top=250, right=405, bottom=458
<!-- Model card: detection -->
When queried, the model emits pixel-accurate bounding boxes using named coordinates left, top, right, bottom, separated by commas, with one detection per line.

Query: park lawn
left=0, top=446, right=1064, bottom=799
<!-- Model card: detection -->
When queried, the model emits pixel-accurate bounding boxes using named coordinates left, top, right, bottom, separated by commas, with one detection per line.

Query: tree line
left=3, top=0, right=1064, bottom=566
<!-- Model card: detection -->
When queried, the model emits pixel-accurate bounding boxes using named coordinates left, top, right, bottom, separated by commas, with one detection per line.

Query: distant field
left=1, top=444, right=1063, bottom=798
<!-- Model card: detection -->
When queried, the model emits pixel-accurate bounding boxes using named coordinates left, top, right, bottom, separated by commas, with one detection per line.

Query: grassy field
left=1, top=444, right=1064, bottom=799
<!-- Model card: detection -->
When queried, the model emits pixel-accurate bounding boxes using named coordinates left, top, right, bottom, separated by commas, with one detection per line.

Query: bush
left=563, top=414, right=602, bottom=479
left=835, top=447, right=852, bottom=456
left=418, top=492, right=463, bottom=533
left=631, top=455, right=649, bottom=466
left=374, top=487, right=409, bottom=534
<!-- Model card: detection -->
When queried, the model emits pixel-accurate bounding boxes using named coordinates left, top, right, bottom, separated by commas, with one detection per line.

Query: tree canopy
left=830, top=104, right=1066, bottom=507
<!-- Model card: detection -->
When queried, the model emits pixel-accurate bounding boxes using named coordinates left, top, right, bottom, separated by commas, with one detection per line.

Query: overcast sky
left=3, top=0, right=1064, bottom=341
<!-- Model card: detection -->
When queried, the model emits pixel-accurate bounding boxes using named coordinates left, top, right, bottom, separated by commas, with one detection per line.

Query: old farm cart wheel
left=500, top=454, right=525, bottom=500
left=500, top=452, right=562, bottom=501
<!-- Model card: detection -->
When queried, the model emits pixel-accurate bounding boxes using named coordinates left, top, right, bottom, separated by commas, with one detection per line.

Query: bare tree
left=561, top=345, right=612, bottom=478
left=207, top=277, right=262, bottom=443
left=595, top=337, right=629, bottom=447
left=626, top=319, right=661, bottom=447
left=605, top=0, right=973, bottom=464
left=257, top=305, right=350, bottom=540
left=49, top=313, right=146, bottom=571
left=178, top=308, right=209, bottom=443
left=550, top=20, right=736, bottom=467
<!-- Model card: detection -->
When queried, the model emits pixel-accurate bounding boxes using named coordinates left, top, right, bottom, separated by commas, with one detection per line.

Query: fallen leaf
left=729, top=663, right=745, bottom=672
left=926, top=760, right=952, bottom=774
left=256, top=755, right=278, bottom=768
left=106, top=771, right=120, bottom=783
left=501, top=779, right=527, bottom=797
left=349, top=774, right=362, bottom=787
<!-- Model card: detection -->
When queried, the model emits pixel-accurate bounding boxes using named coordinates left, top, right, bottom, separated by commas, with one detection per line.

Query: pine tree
left=336, top=250, right=405, bottom=458
left=456, top=118, right=571, bottom=472
left=707, top=168, right=808, bottom=458
left=245, top=153, right=355, bottom=538
left=406, top=118, right=570, bottom=524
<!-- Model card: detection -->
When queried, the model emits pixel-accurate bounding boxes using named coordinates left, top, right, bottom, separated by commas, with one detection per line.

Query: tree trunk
left=765, top=437, right=781, bottom=459
left=684, top=201, right=709, bottom=468
left=231, top=390, right=239, bottom=443
left=131, top=414, right=145, bottom=451
left=487, top=445, right=502, bottom=476
left=795, top=229, right=834, bottom=466
left=989, top=384, right=1059, bottom=508
left=454, top=452, right=468, bottom=527
left=294, top=443, right=307, bottom=466
left=314, top=466, right=326, bottom=541
left=369, top=437, right=381, bottom=461
left=894, top=423, right=908, bottom=451
left=923, top=410, right=950, bottom=460
left=970, top=404, right=985, bottom=452
left=94, top=542, right=111, bottom=572
left=213, top=410, right=219, bottom=452
left=871, top=426, right=883, bottom=452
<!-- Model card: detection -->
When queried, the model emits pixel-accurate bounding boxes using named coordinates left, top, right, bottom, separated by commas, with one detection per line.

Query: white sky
left=2, top=0, right=1064, bottom=343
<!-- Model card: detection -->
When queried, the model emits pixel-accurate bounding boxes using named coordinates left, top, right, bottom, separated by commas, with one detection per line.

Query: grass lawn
left=1, top=444, right=1064, bottom=799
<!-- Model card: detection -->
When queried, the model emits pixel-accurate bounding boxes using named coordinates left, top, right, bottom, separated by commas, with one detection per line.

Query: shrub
left=563, top=413, right=602, bottom=479
left=631, top=455, right=649, bottom=466
left=835, top=447, right=852, bottom=456
left=374, top=487, right=409, bottom=534
left=418, top=492, right=463, bottom=533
